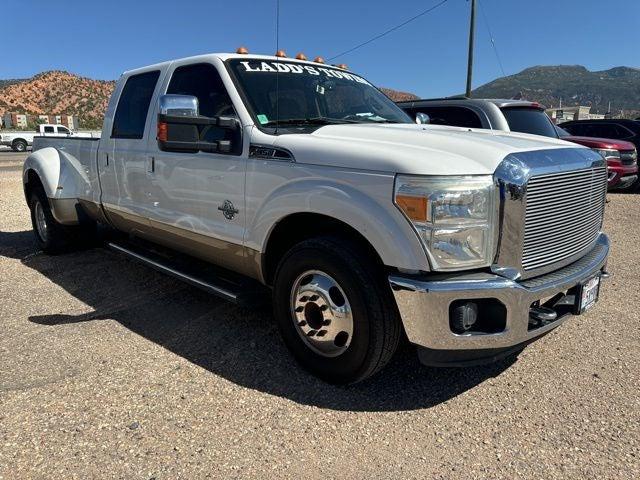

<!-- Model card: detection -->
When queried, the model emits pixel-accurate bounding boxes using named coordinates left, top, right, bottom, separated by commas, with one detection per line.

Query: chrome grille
left=523, top=167, right=607, bottom=272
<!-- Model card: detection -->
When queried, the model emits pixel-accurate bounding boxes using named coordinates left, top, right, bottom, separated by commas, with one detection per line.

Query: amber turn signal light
left=396, top=195, right=427, bottom=223
left=157, top=122, right=168, bottom=142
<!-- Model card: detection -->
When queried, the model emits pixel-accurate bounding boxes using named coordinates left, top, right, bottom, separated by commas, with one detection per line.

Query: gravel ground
left=0, top=150, right=638, bottom=479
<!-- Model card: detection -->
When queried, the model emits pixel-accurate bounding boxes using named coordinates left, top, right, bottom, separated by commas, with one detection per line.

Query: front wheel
left=12, top=139, right=27, bottom=152
left=272, top=237, right=401, bottom=384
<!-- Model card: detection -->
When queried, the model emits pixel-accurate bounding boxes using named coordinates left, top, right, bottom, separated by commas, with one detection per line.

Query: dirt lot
left=0, top=150, right=638, bottom=479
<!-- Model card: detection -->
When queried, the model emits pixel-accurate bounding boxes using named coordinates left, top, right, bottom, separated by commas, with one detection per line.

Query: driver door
left=143, top=61, right=247, bottom=272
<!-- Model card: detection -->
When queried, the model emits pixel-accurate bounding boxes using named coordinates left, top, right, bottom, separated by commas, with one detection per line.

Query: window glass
left=167, top=63, right=236, bottom=118
left=404, top=106, right=483, bottom=128
left=166, top=63, right=240, bottom=151
left=611, top=124, right=634, bottom=139
left=43, top=126, right=54, bottom=133
left=561, top=123, right=584, bottom=136
left=112, top=70, right=160, bottom=139
left=58, top=127, right=70, bottom=134
left=228, top=59, right=411, bottom=130
left=501, top=108, right=558, bottom=138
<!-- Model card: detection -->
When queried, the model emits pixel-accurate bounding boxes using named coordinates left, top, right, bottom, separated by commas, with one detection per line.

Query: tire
left=272, top=236, right=401, bottom=384
left=29, top=187, right=95, bottom=254
left=12, top=139, right=27, bottom=152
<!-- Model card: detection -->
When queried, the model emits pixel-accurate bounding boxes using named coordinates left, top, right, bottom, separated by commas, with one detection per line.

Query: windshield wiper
left=263, top=116, right=360, bottom=127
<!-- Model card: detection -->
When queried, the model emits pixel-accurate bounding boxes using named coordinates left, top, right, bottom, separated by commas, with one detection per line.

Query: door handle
left=105, top=153, right=109, bottom=167
left=147, top=156, right=155, bottom=173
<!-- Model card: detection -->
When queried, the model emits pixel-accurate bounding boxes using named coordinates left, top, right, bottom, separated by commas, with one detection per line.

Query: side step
left=106, top=241, right=268, bottom=307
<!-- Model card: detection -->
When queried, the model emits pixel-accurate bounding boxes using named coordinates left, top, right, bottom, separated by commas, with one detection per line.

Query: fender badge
left=218, top=200, right=239, bottom=220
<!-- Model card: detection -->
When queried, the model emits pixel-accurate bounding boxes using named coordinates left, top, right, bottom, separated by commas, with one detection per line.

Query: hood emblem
left=218, top=200, right=239, bottom=220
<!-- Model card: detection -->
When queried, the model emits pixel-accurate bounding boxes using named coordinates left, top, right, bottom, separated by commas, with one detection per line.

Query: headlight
left=594, top=148, right=620, bottom=161
left=394, top=175, right=496, bottom=270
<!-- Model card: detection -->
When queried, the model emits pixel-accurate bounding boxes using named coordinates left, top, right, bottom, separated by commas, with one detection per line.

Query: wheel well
left=262, top=213, right=385, bottom=286
left=24, top=169, right=43, bottom=204
left=12, top=138, right=27, bottom=146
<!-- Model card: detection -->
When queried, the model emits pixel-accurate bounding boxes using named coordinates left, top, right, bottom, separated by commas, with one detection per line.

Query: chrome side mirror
left=157, top=94, right=239, bottom=154
left=415, top=112, right=430, bottom=125
left=158, top=94, right=199, bottom=117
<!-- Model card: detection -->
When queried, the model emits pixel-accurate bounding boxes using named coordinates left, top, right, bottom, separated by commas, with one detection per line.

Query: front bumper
left=389, top=233, right=609, bottom=366
left=608, top=163, right=638, bottom=189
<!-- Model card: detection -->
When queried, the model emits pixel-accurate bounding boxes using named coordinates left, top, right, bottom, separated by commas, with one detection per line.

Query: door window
left=43, top=126, right=54, bottom=133
left=112, top=70, right=161, bottom=139
left=166, top=63, right=240, bottom=154
left=404, top=106, right=483, bottom=129
left=561, top=123, right=585, bottom=136
left=501, top=107, right=558, bottom=138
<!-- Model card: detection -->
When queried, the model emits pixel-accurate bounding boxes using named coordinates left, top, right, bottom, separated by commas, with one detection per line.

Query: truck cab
left=22, top=52, right=610, bottom=383
left=39, top=124, right=72, bottom=136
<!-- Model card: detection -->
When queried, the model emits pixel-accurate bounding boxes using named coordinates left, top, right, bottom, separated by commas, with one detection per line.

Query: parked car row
left=398, top=98, right=639, bottom=191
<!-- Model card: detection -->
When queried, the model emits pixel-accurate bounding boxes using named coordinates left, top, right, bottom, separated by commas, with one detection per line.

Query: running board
left=107, top=241, right=265, bottom=306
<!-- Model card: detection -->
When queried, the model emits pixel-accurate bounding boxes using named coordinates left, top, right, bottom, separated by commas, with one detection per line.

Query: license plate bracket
left=576, top=274, right=601, bottom=314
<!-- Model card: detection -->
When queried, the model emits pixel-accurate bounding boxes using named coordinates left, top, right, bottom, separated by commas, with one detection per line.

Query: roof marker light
left=236, top=46, right=249, bottom=54
left=295, top=52, right=307, bottom=60
left=313, top=56, right=325, bottom=64
left=337, top=64, right=348, bottom=70
left=275, top=50, right=287, bottom=58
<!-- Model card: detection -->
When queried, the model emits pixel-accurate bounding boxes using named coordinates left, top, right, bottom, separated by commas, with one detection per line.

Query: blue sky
left=2, top=0, right=638, bottom=97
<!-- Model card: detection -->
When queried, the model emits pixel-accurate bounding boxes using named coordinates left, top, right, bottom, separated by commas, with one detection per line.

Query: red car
left=556, top=127, right=638, bottom=190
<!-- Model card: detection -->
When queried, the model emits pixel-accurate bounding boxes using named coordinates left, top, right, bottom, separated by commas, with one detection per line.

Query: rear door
left=101, top=69, right=164, bottom=234
left=142, top=60, right=247, bottom=271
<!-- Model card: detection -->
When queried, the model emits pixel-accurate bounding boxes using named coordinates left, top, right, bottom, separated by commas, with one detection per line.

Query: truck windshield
left=501, top=107, right=559, bottom=138
left=228, top=59, right=412, bottom=130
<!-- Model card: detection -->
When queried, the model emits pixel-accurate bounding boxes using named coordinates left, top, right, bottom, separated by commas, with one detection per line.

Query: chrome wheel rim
left=34, top=200, right=48, bottom=242
left=290, top=270, right=354, bottom=357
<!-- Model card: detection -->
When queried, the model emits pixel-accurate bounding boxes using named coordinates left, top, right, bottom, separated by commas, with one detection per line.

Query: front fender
left=246, top=175, right=430, bottom=273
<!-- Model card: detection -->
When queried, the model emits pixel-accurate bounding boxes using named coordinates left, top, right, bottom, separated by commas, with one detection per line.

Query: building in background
left=2, top=112, right=29, bottom=129
left=1, top=112, right=80, bottom=129
left=546, top=106, right=605, bottom=124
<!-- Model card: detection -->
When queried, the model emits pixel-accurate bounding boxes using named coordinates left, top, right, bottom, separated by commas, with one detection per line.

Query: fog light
left=450, top=301, right=478, bottom=333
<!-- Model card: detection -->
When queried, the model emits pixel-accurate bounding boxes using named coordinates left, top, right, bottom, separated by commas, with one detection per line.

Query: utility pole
left=465, top=0, right=476, bottom=97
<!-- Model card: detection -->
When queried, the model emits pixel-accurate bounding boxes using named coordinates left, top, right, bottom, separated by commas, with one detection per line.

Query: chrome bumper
left=389, top=234, right=609, bottom=355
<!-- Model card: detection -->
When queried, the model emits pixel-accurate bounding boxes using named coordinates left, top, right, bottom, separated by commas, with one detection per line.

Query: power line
left=478, top=0, right=506, bottom=78
left=327, top=0, right=451, bottom=61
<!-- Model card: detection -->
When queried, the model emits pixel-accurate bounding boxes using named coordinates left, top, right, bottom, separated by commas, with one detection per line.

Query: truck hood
left=271, top=123, right=583, bottom=175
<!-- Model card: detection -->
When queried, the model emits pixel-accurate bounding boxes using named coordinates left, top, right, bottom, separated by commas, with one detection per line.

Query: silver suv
left=397, top=98, right=562, bottom=137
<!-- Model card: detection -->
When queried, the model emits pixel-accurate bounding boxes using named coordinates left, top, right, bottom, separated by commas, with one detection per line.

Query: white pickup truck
left=23, top=52, right=609, bottom=383
left=1, top=123, right=94, bottom=152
